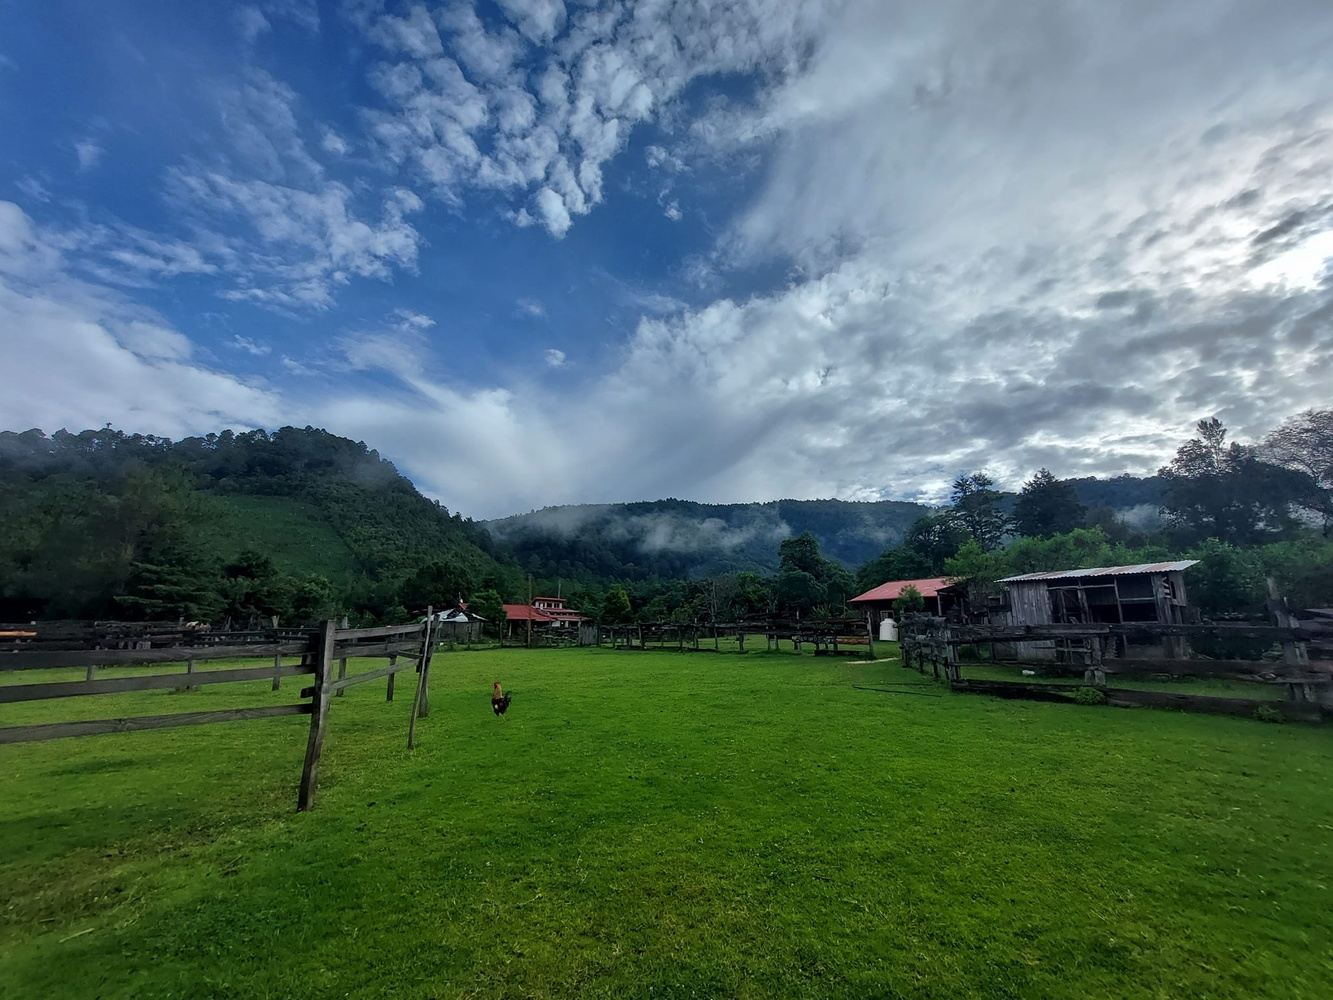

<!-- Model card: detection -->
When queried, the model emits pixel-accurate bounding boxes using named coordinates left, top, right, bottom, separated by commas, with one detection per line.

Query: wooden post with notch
left=407, top=609, right=435, bottom=749
left=297, top=620, right=336, bottom=812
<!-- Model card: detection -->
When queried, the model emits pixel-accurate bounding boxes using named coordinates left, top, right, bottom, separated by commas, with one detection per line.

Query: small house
left=426, top=603, right=485, bottom=643
left=849, top=577, right=961, bottom=624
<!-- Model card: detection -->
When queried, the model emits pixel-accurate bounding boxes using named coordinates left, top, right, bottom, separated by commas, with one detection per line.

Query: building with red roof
left=849, top=576, right=957, bottom=621
left=503, top=595, right=587, bottom=636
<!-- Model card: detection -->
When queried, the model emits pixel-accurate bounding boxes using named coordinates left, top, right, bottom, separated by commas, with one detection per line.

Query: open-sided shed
left=999, top=560, right=1198, bottom=659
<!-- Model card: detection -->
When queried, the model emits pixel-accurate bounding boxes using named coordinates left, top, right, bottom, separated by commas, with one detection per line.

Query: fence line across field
left=0, top=610, right=442, bottom=810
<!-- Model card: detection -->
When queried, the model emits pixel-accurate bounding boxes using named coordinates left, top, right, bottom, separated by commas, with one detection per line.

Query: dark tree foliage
left=398, top=562, right=476, bottom=615
left=1159, top=418, right=1310, bottom=544
left=1013, top=469, right=1086, bottom=538
left=949, top=472, right=1011, bottom=550
left=774, top=532, right=852, bottom=615
left=1263, top=408, right=1333, bottom=535
left=601, top=586, right=633, bottom=624
left=894, top=584, right=925, bottom=615
left=469, top=588, right=505, bottom=628
left=775, top=569, right=825, bottom=616
left=902, top=514, right=968, bottom=573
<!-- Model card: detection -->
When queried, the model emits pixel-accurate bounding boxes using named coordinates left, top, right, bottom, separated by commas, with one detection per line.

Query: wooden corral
left=899, top=591, right=1333, bottom=723
left=1, top=613, right=444, bottom=810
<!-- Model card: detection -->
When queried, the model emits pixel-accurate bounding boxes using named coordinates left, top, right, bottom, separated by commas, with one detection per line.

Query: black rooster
left=491, top=680, right=512, bottom=718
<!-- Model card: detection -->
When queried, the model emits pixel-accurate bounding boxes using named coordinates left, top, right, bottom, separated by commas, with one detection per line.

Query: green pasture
left=2, top=644, right=1331, bottom=998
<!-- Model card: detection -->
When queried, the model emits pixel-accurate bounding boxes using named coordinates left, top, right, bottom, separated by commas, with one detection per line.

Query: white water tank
left=879, top=618, right=898, bottom=642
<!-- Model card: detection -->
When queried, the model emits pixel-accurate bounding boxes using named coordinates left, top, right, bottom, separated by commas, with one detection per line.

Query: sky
left=1, top=0, right=1332, bottom=519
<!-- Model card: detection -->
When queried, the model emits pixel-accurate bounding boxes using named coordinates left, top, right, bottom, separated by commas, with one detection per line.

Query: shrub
left=1074, top=686, right=1107, bottom=706
left=1254, top=704, right=1285, bottom=724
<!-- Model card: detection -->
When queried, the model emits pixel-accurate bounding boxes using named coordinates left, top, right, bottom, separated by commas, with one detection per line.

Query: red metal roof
left=503, top=604, right=557, bottom=622
left=850, top=577, right=953, bottom=603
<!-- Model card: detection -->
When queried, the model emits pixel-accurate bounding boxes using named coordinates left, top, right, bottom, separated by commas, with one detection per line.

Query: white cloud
left=0, top=202, right=283, bottom=437
left=543, top=347, right=567, bottom=367
left=15, top=177, right=51, bottom=202
left=516, top=297, right=545, bottom=317
left=496, top=0, right=566, bottom=44
left=116, top=320, right=193, bottom=360
left=231, top=334, right=272, bottom=356
left=353, top=0, right=832, bottom=236
left=236, top=6, right=271, bottom=43
left=533, top=186, right=571, bottom=237
left=320, top=127, right=349, bottom=155
left=74, top=139, right=104, bottom=171
left=391, top=307, right=435, bottom=330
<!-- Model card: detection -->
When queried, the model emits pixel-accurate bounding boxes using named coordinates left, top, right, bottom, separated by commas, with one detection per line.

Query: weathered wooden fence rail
left=1, top=612, right=442, bottom=810
left=595, top=616, right=880, bottom=657
left=899, top=613, right=1333, bottom=723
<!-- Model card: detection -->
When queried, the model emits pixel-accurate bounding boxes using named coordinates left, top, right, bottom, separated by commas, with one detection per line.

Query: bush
left=1254, top=704, right=1285, bottom=724
left=1074, top=686, right=1107, bottom=706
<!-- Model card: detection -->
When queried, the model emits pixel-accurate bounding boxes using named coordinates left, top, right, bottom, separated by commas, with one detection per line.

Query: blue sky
left=2, top=1, right=1332, bottom=517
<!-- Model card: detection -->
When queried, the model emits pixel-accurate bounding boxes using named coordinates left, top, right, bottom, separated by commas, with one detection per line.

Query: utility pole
left=527, top=574, right=533, bottom=649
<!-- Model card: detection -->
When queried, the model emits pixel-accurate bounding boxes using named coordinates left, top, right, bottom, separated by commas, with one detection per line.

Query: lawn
left=2, top=645, right=1332, bottom=998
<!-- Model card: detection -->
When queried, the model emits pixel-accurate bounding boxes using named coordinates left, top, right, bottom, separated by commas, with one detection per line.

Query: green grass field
left=3, top=645, right=1332, bottom=998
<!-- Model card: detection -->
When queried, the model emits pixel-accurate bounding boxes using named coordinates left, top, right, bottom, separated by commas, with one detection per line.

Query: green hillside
left=0, top=426, right=518, bottom=622
left=194, top=495, right=360, bottom=580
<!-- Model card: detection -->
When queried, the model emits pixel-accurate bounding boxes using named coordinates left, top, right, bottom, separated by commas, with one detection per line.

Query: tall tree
left=903, top=514, right=967, bottom=573
left=600, top=586, right=633, bottom=624
left=777, top=532, right=824, bottom=576
left=1263, top=408, right=1333, bottom=535
left=1013, top=469, right=1086, bottom=538
left=1160, top=418, right=1306, bottom=544
left=949, top=472, right=1011, bottom=550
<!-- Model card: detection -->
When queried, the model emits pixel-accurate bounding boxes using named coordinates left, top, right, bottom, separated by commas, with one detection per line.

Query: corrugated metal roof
left=850, top=577, right=954, bottom=603
left=998, top=560, right=1198, bottom=583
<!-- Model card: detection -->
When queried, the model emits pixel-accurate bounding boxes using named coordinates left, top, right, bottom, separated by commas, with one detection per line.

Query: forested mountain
left=0, top=427, right=518, bottom=621
left=485, top=497, right=908, bottom=582
left=485, top=481, right=1175, bottom=584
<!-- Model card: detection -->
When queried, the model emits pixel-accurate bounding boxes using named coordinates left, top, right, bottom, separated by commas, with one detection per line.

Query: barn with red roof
left=849, top=576, right=959, bottom=623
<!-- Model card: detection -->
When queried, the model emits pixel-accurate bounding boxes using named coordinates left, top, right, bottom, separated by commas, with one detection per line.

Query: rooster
left=491, top=680, right=512, bottom=718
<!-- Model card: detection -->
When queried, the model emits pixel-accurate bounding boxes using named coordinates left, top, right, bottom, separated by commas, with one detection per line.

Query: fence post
left=407, top=610, right=435, bottom=750
left=297, top=620, right=336, bottom=812
left=336, top=615, right=349, bottom=697
left=386, top=654, right=396, bottom=701
left=1268, top=578, right=1313, bottom=704
left=271, top=616, right=282, bottom=691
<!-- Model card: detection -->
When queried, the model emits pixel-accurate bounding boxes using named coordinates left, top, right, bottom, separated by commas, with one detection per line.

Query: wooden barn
left=427, top=605, right=485, bottom=643
left=998, top=560, right=1198, bottom=660
left=849, top=577, right=961, bottom=624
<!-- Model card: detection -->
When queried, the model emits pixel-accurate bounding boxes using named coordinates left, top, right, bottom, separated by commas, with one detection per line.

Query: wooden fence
left=898, top=612, right=1333, bottom=723
left=594, top=616, right=879, bottom=657
left=0, top=612, right=443, bottom=810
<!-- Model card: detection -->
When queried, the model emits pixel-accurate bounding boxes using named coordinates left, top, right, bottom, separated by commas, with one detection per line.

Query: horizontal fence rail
left=1, top=612, right=445, bottom=810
